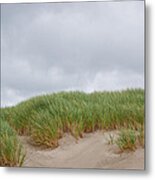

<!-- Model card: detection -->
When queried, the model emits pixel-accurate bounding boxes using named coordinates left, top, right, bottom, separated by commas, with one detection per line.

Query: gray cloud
left=1, top=1, right=144, bottom=107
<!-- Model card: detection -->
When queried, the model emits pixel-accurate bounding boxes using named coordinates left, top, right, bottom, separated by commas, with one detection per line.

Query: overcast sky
left=1, top=0, right=144, bottom=107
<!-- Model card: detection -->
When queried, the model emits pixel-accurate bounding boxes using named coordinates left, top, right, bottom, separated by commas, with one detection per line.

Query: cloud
left=1, top=1, right=144, bottom=107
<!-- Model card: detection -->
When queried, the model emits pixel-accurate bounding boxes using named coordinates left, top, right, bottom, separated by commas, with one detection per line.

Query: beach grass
left=116, top=129, right=137, bottom=151
left=115, top=124, right=144, bottom=151
left=0, top=116, right=25, bottom=166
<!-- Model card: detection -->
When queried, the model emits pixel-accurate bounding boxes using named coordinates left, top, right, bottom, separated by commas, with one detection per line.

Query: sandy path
left=19, top=131, right=144, bottom=169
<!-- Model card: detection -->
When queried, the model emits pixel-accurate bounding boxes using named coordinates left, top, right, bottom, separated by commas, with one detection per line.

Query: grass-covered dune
left=0, top=89, right=144, bottom=166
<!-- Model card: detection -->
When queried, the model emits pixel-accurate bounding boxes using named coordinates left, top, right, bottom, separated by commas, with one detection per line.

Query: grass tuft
left=116, top=129, right=137, bottom=151
left=0, top=118, right=25, bottom=166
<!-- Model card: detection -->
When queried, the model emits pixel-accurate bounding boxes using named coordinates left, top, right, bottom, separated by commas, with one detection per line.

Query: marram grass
left=1, top=89, right=144, bottom=161
left=115, top=125, right=144, bottom=151
left=0, top=117, right=25, bottom=166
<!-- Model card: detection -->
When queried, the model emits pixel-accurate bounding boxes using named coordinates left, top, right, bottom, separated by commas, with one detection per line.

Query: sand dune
left=19, top=131, right=144, bottom=170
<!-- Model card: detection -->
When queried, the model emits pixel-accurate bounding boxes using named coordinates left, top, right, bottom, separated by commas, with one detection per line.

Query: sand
left=19, top=131, right=144, bottom=170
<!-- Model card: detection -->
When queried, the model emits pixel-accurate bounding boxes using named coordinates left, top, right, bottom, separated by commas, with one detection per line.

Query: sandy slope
left=19, top=131, right=144, bottom=169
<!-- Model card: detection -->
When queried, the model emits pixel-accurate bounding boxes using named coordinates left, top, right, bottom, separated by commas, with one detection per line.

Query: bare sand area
left=19, top=131, right=144, bottom=170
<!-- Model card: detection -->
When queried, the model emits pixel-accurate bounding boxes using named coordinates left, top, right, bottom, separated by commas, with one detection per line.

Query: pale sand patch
left=19, top=131, right=144, bottom=169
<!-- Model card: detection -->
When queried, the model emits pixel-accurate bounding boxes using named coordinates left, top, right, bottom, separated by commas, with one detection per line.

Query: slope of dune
left=19, top=131, right=144, bottom=169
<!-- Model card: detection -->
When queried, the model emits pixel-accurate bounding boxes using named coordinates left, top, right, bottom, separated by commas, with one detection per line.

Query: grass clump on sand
left=115, top=125, right=144, bottom=151
left=0, top=118, right=25, bottom=167
left=116, top=129, right=137, bottom=151
left=1, top=89, right=144, bottom=149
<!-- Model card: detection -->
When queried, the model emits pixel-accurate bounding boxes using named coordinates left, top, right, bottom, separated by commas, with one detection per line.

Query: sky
left=1, top=0, right=144, bottom=107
